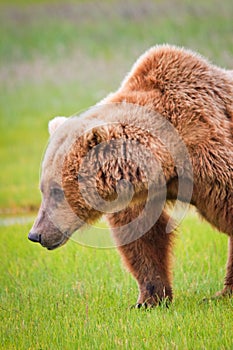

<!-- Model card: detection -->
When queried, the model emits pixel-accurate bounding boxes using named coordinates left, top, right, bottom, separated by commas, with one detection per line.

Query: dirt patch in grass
left=1, top=0, right=233, bottom=88
left=0, top=1, right=209, bottom=24
left=0, top=50, right=130, bottom=91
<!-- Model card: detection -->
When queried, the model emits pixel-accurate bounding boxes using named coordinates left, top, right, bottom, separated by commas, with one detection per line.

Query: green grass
left=1, top=215, right=232, bottom=349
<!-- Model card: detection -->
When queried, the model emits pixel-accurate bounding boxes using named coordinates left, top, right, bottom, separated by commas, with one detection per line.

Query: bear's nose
left=28, top=231, right=41, bottom=243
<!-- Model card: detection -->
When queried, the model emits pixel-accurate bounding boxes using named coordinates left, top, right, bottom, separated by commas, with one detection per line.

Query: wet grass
left=0, top=215, right=232, bottom=349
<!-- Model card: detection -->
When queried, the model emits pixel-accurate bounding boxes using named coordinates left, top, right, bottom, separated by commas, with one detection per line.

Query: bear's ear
left=48, top=116, right=68, bottom=136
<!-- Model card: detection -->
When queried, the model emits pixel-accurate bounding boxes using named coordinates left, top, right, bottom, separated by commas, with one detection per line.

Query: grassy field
left=0, top=216, right=232, bottom=349
left=0, top=0, right=233, bottom=349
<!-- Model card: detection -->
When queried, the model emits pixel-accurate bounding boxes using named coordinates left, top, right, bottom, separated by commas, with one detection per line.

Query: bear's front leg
left=107, top=206, right=174, bottom=308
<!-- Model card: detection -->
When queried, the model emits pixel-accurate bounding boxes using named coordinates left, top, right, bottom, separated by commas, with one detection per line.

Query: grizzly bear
left=28, top=45, right=233, bottom=308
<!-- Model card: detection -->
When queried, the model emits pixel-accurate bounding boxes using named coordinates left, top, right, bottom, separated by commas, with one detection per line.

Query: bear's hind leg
left=216, top=236, right=233, bottom=297
left=107, top=206, right=174, bottom=308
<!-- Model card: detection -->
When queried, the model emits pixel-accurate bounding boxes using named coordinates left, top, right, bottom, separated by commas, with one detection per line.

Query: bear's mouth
left=47, top=242, right=63, bottom=250
left=42, top=233, right=69, bottom=250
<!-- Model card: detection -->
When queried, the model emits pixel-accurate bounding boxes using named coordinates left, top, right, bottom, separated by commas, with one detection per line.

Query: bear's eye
left=50, top=187, right=64, bottom=202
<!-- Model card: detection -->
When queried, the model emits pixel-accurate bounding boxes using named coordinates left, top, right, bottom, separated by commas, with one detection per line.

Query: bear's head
left=28, top=115, right=82, bottom=249
left=28, top=108, right=135, bottom=250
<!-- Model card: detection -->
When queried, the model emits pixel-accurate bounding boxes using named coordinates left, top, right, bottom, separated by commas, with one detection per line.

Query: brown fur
left=30, top=45, right=233, bottom=306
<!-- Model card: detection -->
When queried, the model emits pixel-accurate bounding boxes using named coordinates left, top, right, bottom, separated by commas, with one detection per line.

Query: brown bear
left=28, top=45, right=233, bottom=308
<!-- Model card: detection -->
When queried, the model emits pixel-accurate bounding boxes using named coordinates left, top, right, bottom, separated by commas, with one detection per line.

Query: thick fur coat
left=29, top=45, right=233, bottom=307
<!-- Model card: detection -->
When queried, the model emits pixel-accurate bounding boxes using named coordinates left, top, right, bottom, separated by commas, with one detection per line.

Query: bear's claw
left=131, top=302, right=154, bottom=310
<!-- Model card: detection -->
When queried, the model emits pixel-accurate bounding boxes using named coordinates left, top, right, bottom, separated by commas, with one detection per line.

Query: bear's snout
left=28, top=203, right=69, bottom=250
left=28, top=231, right=41, bottom=243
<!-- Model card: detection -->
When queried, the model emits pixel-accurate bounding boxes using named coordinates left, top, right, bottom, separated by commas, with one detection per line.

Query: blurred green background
left=0, top=0, right=233, bottom=213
